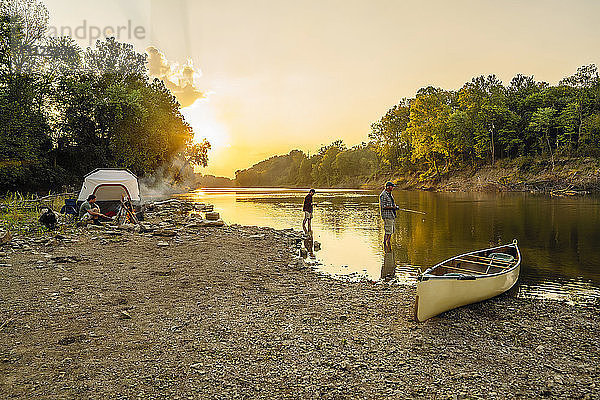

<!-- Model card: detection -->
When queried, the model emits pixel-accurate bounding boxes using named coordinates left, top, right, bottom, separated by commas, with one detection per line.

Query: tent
left=77, top=169, right=141, bottom=214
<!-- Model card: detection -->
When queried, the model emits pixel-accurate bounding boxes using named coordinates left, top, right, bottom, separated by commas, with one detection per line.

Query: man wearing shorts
left=380, top=182, right=399, bottom=249
left=302, top=189, right=316, bottom=236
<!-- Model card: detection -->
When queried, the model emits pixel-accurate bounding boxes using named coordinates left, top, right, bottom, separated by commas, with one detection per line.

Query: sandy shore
left=0, top=215, right=599, bottom=399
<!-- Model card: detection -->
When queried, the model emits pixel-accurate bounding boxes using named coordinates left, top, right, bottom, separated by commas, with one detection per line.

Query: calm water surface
left=178, top=188, right=600, bottom=305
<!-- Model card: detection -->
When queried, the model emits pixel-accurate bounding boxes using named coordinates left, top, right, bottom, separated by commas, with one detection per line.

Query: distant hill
left=234, top=145, right=379, bottom=188
left=193, top=174, right=235, bottom=188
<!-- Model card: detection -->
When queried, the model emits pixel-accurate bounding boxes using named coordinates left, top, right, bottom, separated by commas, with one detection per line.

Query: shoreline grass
left=0, top=192, right=73, bottom=236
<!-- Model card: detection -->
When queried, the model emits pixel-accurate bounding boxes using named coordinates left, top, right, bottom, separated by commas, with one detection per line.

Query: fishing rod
left=397, top=207, right=426, bottom=215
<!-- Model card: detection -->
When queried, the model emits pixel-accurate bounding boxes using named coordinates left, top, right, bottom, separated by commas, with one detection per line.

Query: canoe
left=415, top=240, right=521, bottom=322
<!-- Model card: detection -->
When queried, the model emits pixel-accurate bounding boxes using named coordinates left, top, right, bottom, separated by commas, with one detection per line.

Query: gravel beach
left=1, top=211, right=599, bottom=399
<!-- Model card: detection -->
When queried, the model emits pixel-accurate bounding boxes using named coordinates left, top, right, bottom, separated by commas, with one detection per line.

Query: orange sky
left=47, top=0, right=600, bottom=177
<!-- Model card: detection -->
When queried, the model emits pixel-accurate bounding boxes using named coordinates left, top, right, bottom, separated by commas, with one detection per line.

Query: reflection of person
left=302, top=189, right=316, bottom=236
left=78, top=194, right=108, bottom=225
left=303, top=235, right=316, bottom=258
left=381, top=247, right=396, bottom=280
left=379, top=182, right=399, bottom=248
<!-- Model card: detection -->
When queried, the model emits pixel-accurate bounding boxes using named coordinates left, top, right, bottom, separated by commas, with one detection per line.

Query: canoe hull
left=415, top=244, right=520, bottom=322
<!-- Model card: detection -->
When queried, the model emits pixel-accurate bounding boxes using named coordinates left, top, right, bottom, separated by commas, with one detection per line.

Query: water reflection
left=380, top=248, right=396, bottom=281
left=302, top=235, right=316, bottom=259
left=177, top=187, right=600, bottom=305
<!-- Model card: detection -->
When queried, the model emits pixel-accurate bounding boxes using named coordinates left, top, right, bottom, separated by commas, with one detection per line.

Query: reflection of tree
left=395, top=190, right=600, bottom=286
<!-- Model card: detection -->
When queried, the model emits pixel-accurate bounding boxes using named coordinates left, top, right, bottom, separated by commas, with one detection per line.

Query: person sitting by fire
left=78, top=194, right=109, bottom=226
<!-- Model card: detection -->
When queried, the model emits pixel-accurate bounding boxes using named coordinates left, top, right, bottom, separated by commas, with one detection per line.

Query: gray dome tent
left=77, top=169, right=142, bottom=216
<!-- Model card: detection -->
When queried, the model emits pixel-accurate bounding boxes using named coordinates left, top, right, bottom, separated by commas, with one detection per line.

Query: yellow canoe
left=415, top=240, right=521, bottom=322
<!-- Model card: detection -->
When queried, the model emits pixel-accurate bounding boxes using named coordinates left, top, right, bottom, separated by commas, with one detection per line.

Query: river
left=177, top=187, right=600, bottom=306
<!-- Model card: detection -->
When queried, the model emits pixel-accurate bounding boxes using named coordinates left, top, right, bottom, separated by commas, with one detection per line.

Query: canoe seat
left=442, top=272, right=477, bottom=281
left=489, top=253, right=514, bottom=263
left=486, top=252, right=515, bottom=273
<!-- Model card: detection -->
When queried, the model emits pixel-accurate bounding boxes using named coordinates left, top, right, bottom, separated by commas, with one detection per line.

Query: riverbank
left=0, top=207, right=598, bottom=398
left=363, top=157, right=600, bottom=194
left=223, top=156, right=600, bottom=195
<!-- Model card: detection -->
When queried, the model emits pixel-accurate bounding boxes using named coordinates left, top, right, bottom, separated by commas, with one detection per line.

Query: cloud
left=146, top=46, right=206, bottom=108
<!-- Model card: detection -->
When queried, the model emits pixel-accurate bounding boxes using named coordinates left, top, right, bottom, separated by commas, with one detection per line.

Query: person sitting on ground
left=78, top=194, right=108, bottom=226
left=302, top=189, right=316, bottom=237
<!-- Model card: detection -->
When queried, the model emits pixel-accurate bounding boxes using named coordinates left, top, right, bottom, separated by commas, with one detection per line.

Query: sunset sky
left=47, top=0, right=600, bottom=177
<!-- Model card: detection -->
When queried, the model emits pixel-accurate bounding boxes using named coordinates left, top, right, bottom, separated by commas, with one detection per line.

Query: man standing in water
left=302, top=189, right=316, bottom=237
left=380, top=182, right=399, bottom=249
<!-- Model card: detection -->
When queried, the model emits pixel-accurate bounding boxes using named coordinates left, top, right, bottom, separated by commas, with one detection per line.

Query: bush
left=516, top=156, right=534, bottom=173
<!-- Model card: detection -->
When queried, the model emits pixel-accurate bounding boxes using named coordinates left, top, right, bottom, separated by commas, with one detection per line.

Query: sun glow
left=181, top=99, right=230, bottom=152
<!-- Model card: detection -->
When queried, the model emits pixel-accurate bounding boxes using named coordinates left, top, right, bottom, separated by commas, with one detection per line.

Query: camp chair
left=60, top=198, right=78, bottom=220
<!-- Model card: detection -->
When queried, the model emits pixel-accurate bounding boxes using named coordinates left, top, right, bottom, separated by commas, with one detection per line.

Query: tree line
left=235, top=143, right=379, bottom=188
left=235, top=64, right=600, bottom=187
left=0, top=0, right=209, bottom=193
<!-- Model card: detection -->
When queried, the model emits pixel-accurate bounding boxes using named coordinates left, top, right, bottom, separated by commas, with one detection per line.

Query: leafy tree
left=44, top=36, right=82, bottom=74
left=558, top=102, right=581, bottom=152
left=556, top=65, right=600, bottom=155
left=407, top=87, right=454, bottom=177
left=84, top=37, right=147, bottom=77
left=285, top=150, right=305, bottom=185
left=313, top=141, right=345, bottom=186
left=333, top=143, right=378, bottom=179
left=297, top=156, right=314, bottom=186
left=578, top=113, right=600, bottom=155
left=185, top=139, right=211, bottom=168
left=448, top=110, right=475, bottom=165
left=458, top=75, right=508, bottom=164
left=559, top=64, right=599, bottom=89
left=529, top=107, right=557, bottom=170
left=369, top=99, right=411, bottom=171
left=0, top=0, right=49, bottom=73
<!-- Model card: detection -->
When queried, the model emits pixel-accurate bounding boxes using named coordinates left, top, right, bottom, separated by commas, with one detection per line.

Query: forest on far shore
left=234, top=64, right=600, bottom=188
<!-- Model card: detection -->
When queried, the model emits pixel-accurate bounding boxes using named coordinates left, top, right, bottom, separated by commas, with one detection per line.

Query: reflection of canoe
left=415, top=240, right=521, bottom=322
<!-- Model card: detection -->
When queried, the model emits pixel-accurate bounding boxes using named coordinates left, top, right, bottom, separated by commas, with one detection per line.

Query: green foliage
left=0, top=0, right=209, bottom=193
left=84, top=37, right=147, bottom=77
left=579, top=114, right=600, bottom=156
left=407, top=87, right=454, bottom=176
left=368, top=99, right=411, bottom=170
left=366, top=64, right=600, bottom=178
left=235, top=144, right=379, bottom=187
left=312, top=142, right=345, bottom=186
left=529, top=107, right=558, bottom=169
left=185, top=139, right=211, bottom=168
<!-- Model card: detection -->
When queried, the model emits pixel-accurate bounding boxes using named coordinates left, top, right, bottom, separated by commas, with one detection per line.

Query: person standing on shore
left=302, top=189, right=316, bottom=236
left=380, top=182, right=399, bottom=249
